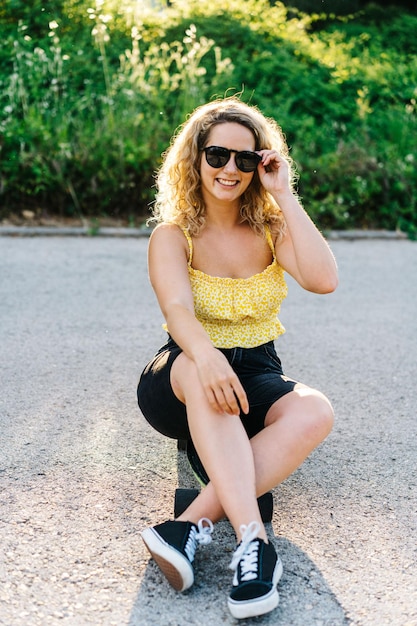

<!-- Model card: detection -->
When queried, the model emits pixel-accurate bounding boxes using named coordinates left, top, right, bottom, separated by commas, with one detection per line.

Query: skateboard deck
left=174, top=439, right=273, bottom=522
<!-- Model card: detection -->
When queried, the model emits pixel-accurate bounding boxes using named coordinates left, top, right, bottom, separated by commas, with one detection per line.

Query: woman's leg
left=171, top=352, right=267, bottom=541
left=174, top=359, right=334, bottom=532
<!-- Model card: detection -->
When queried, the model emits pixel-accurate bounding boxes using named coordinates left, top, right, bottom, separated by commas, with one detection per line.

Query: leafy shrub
left=0, top=9, right=233, bottom=220
left=0, top=0, right=416, bottom=235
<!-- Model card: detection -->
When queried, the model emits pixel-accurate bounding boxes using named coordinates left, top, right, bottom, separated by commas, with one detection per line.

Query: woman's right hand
left=194, top=346, right=249, bottom=416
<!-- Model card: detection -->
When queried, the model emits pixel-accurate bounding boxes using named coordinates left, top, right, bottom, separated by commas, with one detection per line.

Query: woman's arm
left=148, top=224, right=211, bottom=357
left=148, top=224, right=248, bottom=415
left=258, top=151, right=338, bottom=293
left=273, top=191, right=338, bottom=293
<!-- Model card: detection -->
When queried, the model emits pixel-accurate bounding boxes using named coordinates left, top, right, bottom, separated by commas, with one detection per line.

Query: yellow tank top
left=178, top=225, right=288, bottom=349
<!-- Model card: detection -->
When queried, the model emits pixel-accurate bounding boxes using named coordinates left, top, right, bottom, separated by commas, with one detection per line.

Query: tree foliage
left=0, top=0, right=416, bottom=234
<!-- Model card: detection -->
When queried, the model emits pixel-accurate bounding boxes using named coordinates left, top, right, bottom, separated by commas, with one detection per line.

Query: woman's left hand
left=257, top=150, right=292, bottom=197
left=256, top=151, right=339, bottom=294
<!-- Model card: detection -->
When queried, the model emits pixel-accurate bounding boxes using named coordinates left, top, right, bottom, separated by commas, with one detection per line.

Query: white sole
left=141, top=527, right=194, bottom=592
left=228, top=558, right=283, bottom=619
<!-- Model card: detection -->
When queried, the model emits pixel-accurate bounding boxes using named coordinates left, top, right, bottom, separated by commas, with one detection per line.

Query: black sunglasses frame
left=202, top=146, right=262, bottom=173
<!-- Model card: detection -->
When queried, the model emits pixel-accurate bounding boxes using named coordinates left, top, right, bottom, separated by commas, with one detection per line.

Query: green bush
left=0, top=0, right=416, bottom=235
left=0, top=7, right=233, bottom=220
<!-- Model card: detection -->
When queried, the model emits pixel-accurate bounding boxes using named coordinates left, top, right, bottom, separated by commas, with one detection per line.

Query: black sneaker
left=228, top=521, right=283, bottom=619
left=141, top=518, right=213, bottom=592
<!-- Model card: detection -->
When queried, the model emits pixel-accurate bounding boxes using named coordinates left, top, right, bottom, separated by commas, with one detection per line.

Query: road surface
left=1, top=235, right=416, bottom=625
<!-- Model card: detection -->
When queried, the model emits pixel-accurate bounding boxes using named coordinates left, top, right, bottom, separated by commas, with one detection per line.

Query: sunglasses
left=202, top=146, right=262, bottom=173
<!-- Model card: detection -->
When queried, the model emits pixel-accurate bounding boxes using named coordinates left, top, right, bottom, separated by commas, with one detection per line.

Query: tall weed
left=0, top=11, right=232, bottom=220
left=0, top=0, right=416, bottom=233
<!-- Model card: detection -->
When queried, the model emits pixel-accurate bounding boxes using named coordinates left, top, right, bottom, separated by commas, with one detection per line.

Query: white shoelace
left=184, top=517, right=214, bottom=563
left=229, top=521, right=261, bottom=578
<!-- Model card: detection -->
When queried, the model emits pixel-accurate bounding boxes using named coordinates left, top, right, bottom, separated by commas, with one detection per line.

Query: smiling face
left=200, top=122, right=257, bottom=210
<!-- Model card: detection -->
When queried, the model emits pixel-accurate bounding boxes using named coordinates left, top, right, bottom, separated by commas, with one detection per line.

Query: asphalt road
left=0, top=235, right=416, bottom=626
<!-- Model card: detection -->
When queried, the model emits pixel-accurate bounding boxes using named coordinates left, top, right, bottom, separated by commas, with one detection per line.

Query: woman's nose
left=223, top=155, right=238, bottom=172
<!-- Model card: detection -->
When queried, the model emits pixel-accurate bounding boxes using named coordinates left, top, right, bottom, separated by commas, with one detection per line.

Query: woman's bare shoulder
left=149, top=223, right=189, bottom=261
left=150, top=222, right=182, bottom=235
left=150, top=223, right=187, bottom=243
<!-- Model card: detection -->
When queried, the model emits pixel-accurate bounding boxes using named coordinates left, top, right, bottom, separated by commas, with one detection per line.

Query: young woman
left=138, top=98, right=338, bottom=620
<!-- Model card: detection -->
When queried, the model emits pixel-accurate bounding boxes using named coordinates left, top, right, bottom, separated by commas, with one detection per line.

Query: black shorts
left=137, top=336, right=299, bottom=441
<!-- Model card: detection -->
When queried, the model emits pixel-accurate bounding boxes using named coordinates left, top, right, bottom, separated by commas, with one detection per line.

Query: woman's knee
left=298, top=389, right=334, bottom=440
left=266, top=388, right=334, bottom=441
left=309, top=393, right=334, bottom=439
left=170, top=352, right=201, bottom=403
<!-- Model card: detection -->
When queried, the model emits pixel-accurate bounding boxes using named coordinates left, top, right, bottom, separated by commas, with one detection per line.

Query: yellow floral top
left=165, top=225, right=288, bottom=349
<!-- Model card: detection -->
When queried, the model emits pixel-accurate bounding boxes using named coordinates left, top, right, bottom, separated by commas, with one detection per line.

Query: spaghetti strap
left=264, top=224, right=276, bottom=259
left=182, top=228, right=193, bottom=266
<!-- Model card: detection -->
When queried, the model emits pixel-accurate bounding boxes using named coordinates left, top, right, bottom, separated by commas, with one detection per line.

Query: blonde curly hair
left=150, top=97, right=297, bottom=238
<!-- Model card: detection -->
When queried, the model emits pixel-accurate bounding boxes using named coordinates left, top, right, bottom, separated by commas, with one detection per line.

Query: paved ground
left=0, top=235, right=416, bottom=626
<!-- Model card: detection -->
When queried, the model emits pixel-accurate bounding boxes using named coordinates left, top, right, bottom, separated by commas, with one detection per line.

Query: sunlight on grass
left=0, top=0, right=416, bottom=234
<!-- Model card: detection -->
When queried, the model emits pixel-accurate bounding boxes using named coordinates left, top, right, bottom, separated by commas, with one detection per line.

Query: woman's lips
left=216, top=178, right=239, bottom=187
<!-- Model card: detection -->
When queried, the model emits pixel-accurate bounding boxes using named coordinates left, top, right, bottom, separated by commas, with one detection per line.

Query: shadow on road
left=130, top=524, right=349, bottom=626
left=129, top=447, right=349, bottom=626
